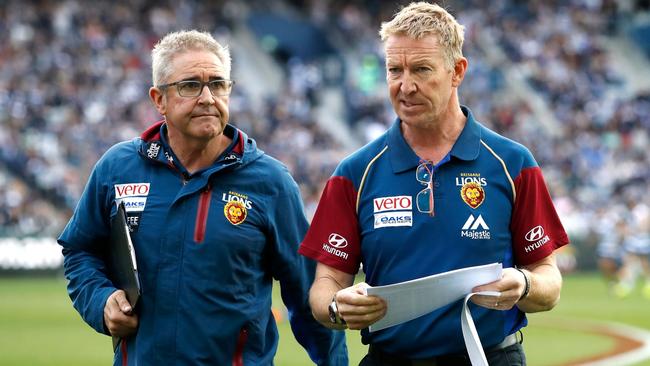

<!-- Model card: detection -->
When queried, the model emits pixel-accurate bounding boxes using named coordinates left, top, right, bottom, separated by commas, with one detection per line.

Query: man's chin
left=197, top=121, right=226, bottom=135
left=183, top=126, right=219, bottom=142
left=203, top=127, right=224, bottom=139
left=398, top=114, right=423, bottom=126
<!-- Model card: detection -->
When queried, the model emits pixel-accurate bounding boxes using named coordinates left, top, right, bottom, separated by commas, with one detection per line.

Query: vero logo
left=373, top=195, right=412, bottom=213
left=115, top=183, right=150, bottom=198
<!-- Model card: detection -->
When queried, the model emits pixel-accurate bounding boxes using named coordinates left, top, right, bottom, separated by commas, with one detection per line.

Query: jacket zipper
left=194, top=187, right=212, bottom=243
left=232, top=328, right=248, bottom=366
left=121, top=339, right=128, bottom=366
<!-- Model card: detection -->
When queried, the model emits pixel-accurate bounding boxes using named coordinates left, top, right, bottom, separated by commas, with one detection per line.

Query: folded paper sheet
left=365, top=263, right=503, bottom=366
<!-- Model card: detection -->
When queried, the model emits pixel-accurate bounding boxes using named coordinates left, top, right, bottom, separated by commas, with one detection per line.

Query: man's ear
left=452, top=57, right=468, bottom=88
left=149, top=87, right=166, bottom=115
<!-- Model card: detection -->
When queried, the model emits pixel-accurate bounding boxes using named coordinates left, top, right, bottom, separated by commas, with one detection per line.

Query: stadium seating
left=0, top=0, right=648, bottom=270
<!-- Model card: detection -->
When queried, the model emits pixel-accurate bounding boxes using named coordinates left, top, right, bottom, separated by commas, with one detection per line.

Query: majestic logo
left=460, top=214, right=490, bottom=240
left=524, top=225, right=550, bottom=252
left=525, top=225, right=544, bottom=242
left=221, top=191, right=253, bottom=209
left=224, top=201, right=247, bottom=225
left=373, top=195, right=413, bottom=229
left=462, top=214, right=489, bottom=230
left=327, top=233, right=348, bottom=249
left=460, top=182, right=485, bottom=209
left=146, top=142, right=161, bottom=159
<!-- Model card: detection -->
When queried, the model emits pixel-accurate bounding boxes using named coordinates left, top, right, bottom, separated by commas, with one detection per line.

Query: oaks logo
left=224, top=201, right=247, bottom=225
left=460, top=181, right=485, bottom=209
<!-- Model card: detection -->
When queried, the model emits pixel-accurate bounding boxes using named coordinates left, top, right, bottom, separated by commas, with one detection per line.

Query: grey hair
left=379, top=2, right=464, bottom=70
left=151, top=30, right=231, bottom=86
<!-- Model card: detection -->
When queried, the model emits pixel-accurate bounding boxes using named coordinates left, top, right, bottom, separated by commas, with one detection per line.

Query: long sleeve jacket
left=58, top=121, right=347, bottom=365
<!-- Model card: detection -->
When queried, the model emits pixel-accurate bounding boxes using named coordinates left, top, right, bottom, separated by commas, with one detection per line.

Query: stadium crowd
left=296, top=0, right=650, bottom=279
left=0, top=0, right=648, bottom=284
left=0, top=0, right=346, bottom=234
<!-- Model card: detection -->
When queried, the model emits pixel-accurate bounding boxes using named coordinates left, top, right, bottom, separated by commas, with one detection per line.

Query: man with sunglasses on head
left=300, top=2, right=569, bottom=365
left=58, top=30, right=347, bottom=366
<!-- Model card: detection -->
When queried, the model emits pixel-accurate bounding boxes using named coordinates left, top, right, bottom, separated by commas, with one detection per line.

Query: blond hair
left=151, top=30, right=231, bottom=86
left=379, top=2, right=464, bottom=70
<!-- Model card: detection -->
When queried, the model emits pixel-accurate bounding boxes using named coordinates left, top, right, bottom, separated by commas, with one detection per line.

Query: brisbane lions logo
left=460, top=182, right=485, bottom=209
left=224, top=200, right=247, bottom=225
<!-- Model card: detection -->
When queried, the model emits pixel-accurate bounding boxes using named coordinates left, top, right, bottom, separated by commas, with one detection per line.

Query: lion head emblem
left=224, top=200, right=247, bottom=225
left=460, top=182, right=485, bottom=209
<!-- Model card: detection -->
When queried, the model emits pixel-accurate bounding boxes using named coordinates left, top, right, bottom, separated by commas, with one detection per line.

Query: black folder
left=108, top=201, right=141, bottom=350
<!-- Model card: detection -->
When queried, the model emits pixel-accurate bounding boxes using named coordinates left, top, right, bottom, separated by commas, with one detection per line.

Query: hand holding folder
left=108, top=201, right=141, bottom=350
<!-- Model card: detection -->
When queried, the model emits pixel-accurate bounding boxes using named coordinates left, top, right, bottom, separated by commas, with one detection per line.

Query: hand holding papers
left=364, top=263, right=503, bottom=366
left=365, top=262, right=502, bottom=332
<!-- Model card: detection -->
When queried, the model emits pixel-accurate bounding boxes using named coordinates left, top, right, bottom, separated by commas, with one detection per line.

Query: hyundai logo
left=525, top=225, right=545, bottom=242
left=328, top=233, right=348, bottom=248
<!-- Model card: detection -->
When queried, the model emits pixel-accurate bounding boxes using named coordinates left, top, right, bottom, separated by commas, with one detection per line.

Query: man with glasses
left=58, top=30, right=347, bottom=365
left=300, top=2, right=569, bottom=365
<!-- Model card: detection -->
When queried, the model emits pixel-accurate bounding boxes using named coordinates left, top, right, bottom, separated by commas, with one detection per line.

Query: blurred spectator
left=613, top=199, right=650, bottom=298
left=0, top=169, right=67, bottom=237
left=593, top=207, right=626, bottom=289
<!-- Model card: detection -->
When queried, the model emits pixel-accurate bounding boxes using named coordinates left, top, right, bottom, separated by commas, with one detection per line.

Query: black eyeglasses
left=157, top=79, right=235, bottom=97
left=416, top=161, right=435, bottom=216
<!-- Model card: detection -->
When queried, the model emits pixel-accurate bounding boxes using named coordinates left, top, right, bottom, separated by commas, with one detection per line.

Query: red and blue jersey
left=299, top=106, right=569, bottom=357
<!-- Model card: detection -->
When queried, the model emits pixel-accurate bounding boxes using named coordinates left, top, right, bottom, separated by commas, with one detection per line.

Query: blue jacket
left=58, top=121, right=347, bottom=365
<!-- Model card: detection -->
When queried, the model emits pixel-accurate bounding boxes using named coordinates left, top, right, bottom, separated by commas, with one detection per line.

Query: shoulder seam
left=480, top=140, right=516, bottom=202
left=356, top=145, right=389, bottom=213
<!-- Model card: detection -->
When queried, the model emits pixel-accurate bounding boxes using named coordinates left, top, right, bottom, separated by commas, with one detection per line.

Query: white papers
left=366, top=262, right=502, bottom=332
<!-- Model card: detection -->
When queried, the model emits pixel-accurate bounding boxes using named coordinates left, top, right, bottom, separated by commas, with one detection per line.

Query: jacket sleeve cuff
left=89, top=287, right=116, bottom=335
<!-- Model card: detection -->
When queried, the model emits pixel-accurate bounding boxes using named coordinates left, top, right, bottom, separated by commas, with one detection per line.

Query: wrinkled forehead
left=170, top=50, right=227, bottom=75
left=385, top=47, right=440, bottom=59
left=384, top=34, right=444, bottom=61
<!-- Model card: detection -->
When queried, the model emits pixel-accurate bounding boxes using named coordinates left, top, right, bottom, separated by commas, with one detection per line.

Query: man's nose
left=400, top=73, right=417, bottom=94
left=197, top=84, right=215, bottom=103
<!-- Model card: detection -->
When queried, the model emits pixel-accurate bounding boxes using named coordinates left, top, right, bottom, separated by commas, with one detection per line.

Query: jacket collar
left=138, top=121, right=261, bottom=174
